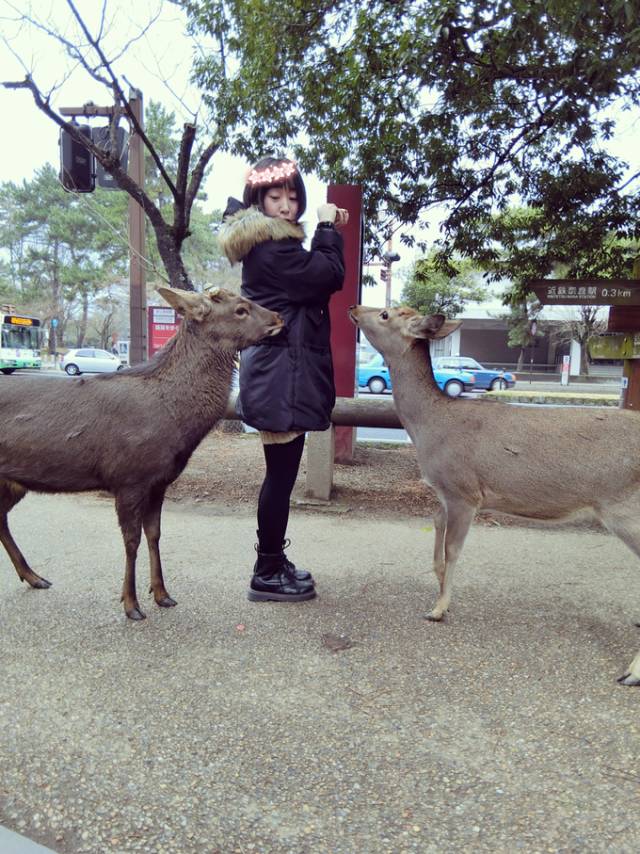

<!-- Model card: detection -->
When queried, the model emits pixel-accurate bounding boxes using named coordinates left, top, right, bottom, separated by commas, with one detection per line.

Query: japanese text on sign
left=529, top=279, right=640, bottom=306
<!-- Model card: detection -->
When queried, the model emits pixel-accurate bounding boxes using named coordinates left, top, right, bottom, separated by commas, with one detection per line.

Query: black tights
left=256, top=434, right=306, bottom=553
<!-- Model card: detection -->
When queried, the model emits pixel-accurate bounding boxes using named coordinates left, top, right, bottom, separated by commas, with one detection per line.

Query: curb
left=484, top=390, right=620, bottom=406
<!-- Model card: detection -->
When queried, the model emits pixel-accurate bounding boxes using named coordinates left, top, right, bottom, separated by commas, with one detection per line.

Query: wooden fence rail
left=224, top=394, right=403, bottom=500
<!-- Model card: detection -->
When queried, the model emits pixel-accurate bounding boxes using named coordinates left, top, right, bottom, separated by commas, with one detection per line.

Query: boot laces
left=281, top=540, right=297, bottom=574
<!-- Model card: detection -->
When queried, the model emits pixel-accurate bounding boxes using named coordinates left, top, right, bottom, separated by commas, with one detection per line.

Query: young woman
left=218, top=156, right=347, bottom=602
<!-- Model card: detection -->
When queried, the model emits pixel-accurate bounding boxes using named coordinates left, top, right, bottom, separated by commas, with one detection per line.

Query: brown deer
left=350, top=304, right=640, bottom=686
left=0, top=287, right=283, bottom=620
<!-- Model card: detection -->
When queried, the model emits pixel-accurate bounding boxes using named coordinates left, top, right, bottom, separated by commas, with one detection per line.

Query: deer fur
left=350, top=304, right=640, bottom=686
left=0, top=287, right=283, bottom=620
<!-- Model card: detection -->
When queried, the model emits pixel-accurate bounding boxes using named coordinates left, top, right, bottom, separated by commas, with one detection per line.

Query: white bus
left=1, top=306, right=44, bottom=374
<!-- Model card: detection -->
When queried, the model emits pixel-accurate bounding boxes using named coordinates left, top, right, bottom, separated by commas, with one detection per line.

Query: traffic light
left=380, top=267, right=389, bottom=282
left=92, top=126, right=129, bottom=189
left=59, top=125, right=94, bottom=193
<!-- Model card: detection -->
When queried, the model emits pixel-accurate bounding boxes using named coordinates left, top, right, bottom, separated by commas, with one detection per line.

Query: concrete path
left=0, top=825, right=57, bottom=853
left=1, top=493, right=639, bottom=853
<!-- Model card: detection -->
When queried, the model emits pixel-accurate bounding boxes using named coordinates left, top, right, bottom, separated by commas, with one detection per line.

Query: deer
left=350, top=304, right=640, bottom=686
left=0, top=287, right=283, bottom=621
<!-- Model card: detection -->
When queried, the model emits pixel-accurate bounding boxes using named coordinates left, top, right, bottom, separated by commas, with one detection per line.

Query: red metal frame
left=327, top=185, right=363, bottom=461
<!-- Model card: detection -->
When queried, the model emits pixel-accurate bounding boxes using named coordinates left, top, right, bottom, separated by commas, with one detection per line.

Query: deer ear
left=203, top=285, right=223, bottom=301
left=407, top=314, right=461, bottom=340
left=157, top=287, right=212, bottom=320
left=432, top=318, right=462, bottom=339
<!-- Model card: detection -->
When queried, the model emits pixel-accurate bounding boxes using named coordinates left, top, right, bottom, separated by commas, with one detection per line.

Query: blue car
left=433, top=356, right=516, bottom=391
left=357, top=354, right=475, bottom=397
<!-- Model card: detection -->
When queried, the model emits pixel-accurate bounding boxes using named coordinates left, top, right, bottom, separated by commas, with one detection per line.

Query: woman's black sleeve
left=262, top=229, right=345, bottom=304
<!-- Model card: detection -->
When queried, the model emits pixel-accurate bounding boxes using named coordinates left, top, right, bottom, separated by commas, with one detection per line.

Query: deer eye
left=380, top=310, right=389, bottom=320
left=235, top=305, right=249, bottom=317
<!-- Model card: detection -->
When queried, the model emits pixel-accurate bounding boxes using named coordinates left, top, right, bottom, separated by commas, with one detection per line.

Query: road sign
left=589, top=332, right=640, bottom=360
left=529, top=279, right=640, bottom=306
left=147, top=305, right=180, bottom=358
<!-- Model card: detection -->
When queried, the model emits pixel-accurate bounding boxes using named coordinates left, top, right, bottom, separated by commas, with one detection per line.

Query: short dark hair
left=242, top=156, right=307, bottom=218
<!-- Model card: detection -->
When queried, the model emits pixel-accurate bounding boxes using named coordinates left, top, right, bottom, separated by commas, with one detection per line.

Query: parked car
left=433, top=356, right=516, bottom=391
left=357, top=354, right=475, bottom=397
left=61, top=348, right=124, bottom=376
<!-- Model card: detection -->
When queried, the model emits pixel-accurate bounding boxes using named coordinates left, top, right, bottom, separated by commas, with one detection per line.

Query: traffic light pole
left=60, top=91, right=146, bottom=364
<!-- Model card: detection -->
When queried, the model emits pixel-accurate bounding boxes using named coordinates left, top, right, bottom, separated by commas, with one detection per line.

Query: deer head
left=349, top=305, right=460, bottom=361
left=158, top=286, right=283, bottom=350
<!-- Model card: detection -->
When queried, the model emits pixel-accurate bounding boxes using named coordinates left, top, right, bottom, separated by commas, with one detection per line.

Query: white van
left=114, top=340, right=130, bottom=365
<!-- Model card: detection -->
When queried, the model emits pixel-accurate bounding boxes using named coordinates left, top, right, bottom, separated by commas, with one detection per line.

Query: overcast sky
left=0, top=1, right=287, bottom=209
left=1, top=0, right=638, bottom=313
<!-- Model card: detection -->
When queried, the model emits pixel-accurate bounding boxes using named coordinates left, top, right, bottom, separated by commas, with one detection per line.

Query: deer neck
left=387, top=340, right=446, bottom=424
left=148, top=327, right=236, bottom=427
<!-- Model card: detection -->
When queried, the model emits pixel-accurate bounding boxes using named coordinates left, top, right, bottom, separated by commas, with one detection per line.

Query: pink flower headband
left=245, top=160, right=298, bottom=187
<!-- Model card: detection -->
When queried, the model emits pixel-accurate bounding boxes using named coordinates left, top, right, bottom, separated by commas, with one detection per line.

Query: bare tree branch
left=175, top=123, right=197, bottom=201
left=4, top=1, right=113, bottom=87
left=2, top=3, right=212, bottom=292
left=64, top=0, right=179, bottom=201
left=617, top=170, right=640, bottom=193
left=185, top=136, right=221, bottom=217
left=1, top=76, right=166, bottom=233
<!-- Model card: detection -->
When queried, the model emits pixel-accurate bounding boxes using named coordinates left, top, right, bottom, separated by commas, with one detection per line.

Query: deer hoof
left=617, top=672, right=640, bottom=687
left=126, top=606, right=146, bottom=621
left=21, top=571, right=52, bottom=589
left=424, top=611, right=446, bottom=623
left=156, top=595, right=177, bottom=608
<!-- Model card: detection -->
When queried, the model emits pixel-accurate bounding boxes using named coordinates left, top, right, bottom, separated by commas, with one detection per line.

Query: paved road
left=1, top=493, right=639, bottom=853
left=357, top=382, right=622, bottom=442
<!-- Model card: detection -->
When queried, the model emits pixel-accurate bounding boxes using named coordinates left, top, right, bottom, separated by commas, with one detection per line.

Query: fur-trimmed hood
left=218, top=203, right=306, bottom=265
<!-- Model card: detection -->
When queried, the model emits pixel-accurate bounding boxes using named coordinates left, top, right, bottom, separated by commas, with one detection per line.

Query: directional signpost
left=529, top=278, right=640, bottom=410
left=530, top=279, right=640, bottom=307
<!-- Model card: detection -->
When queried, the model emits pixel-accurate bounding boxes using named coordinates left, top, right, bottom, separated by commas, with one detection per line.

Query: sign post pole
left=608, top=260, right=640, bottom=410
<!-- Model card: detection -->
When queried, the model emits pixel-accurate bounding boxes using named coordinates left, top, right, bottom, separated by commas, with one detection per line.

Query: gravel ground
left=166, top=428, right=445, bottom=521
left=1, top=430, right=639, bottom=854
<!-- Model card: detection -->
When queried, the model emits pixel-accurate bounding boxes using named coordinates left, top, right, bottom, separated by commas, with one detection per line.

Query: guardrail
left=224, top=394, right=402, bottom=501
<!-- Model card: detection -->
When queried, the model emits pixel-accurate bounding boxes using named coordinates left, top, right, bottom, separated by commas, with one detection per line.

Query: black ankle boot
left=248, top=547, right=316, bottom=603
left=281, top=538, right=313, bottom=583
left=254, top=531, right=313, bottom=583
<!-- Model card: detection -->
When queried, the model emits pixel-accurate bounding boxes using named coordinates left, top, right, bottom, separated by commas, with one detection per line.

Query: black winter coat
left=218, top=203, right=345, bottom=432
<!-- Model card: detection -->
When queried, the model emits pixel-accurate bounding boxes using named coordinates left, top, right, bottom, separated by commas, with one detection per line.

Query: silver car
left=61, top=348, right=123, bottom=376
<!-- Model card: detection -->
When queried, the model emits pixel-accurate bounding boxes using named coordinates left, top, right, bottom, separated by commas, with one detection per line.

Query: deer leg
left=0, top=481, right=51, bottom=589
left=595, top=500, right=640, bottom=686
left=426, top=498, right=476, bottom=622
left=431, top=501, right=447, bottom=590
left=142, top=486, right=176, bottom=609
left=115, top=490, right=146, bottom=621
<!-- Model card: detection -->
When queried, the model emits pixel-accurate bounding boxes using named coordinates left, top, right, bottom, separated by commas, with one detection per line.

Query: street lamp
left=380, top=251, right=401, bottom=306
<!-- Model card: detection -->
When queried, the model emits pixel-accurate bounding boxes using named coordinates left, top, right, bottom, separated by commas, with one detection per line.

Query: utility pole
left=127, top=90, right=146, bottom=365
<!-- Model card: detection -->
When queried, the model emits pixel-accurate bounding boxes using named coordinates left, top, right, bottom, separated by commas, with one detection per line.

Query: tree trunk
left=579, top=340, right=590, bottom=376
left=76, top=292, right=89, bottom=348
left=51, top=240, right=62, bottom=351
left=153, top=226, right=194, bottom=291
